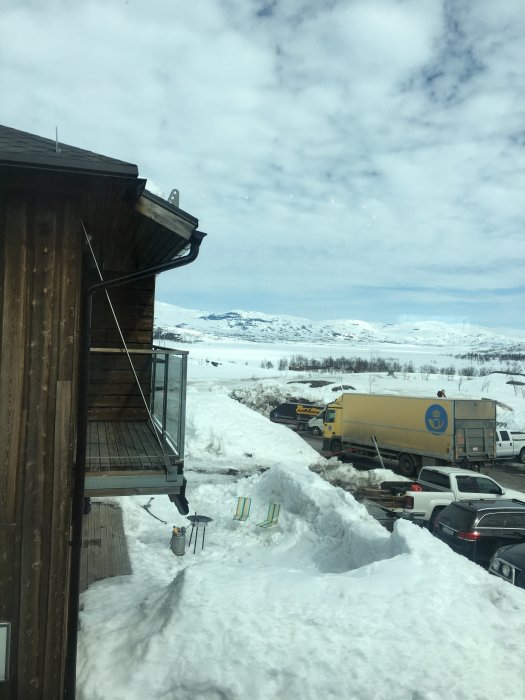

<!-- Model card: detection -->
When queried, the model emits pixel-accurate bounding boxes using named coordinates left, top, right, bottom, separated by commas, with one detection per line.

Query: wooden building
left=0, top=125, right=206, bottom=698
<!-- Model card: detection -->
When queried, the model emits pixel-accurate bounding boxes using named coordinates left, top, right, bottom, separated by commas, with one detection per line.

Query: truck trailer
left=322, top=393, right=497, bottom=476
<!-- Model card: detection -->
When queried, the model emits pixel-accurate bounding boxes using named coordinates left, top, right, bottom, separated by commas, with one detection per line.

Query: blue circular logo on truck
left=425, top=404, right=448, bottom=434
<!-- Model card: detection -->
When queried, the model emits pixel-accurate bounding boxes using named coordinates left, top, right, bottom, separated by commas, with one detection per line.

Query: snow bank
left=309, top=456, right=409, bottom=489
left=184, top=386, right=319, bottom=471
left=77, top=459, right=525, bottom=700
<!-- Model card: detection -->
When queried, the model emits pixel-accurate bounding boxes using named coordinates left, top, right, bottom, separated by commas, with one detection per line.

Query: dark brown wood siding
left=87, top=276, right=155, bottom=420
left=0, top=185, right=82, bottom=699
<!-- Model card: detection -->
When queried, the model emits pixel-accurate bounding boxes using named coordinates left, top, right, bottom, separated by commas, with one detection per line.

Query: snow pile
left=184, top=386, right=319, bottom=472
left=77, top=459, right=525, bottom=700
left=309, top=455, right=410, bottom=489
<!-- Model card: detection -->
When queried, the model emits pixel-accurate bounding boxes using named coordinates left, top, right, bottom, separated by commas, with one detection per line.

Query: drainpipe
left=64, top=229, right=206, bottom=699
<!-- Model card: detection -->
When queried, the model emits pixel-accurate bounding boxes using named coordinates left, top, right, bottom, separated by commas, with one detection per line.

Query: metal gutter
left=64, top=228, right=206, bottom=699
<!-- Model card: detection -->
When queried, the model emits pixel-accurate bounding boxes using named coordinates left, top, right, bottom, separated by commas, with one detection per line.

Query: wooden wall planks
left=0, top=186, right=82, bottom=699
left=87, top=276, right=155, bottom=419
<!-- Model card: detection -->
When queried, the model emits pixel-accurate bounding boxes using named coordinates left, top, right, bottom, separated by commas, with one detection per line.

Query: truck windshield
left=325, top=409, right=336, bottom=423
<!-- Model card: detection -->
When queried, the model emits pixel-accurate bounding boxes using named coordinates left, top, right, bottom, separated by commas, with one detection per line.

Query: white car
left=307, top=409, right=325, bottom=437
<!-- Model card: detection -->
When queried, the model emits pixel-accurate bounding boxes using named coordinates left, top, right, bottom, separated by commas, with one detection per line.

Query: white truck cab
left=496, top=429, right=525, bottom=463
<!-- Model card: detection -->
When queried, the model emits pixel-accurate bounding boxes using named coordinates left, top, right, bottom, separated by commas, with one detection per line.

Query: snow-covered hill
left=154, top=301, right=524, bottom=350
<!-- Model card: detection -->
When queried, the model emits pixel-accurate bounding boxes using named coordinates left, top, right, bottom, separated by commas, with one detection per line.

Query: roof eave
left=0, top=154, right=138, bottom=178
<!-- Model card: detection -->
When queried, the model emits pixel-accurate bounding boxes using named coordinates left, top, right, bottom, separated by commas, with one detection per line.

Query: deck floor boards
left=86, top=420, right=177, bottom=471
left=80, top=501, right=132, bottom=593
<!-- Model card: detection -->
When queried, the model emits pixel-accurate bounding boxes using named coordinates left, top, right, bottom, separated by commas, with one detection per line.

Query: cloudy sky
left=1, top=0, right=524, bottom=331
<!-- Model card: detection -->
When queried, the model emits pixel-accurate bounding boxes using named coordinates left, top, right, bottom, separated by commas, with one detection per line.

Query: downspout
left=64, top=229, right=206, bottom=699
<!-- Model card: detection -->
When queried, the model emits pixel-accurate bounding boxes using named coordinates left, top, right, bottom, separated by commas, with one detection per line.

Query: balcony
left=84, top=346, right=188, bottom=496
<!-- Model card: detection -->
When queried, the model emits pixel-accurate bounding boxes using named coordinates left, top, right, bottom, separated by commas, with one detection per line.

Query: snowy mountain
left=154, top=301, right=524, bottom=350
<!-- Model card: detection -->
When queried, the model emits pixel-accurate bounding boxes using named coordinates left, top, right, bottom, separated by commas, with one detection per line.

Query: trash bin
left=170, top=526, right=186, bottom=556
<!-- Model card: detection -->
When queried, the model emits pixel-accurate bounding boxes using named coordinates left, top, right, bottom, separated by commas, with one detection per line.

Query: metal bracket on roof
left=168, top=189, right=179, bottom=207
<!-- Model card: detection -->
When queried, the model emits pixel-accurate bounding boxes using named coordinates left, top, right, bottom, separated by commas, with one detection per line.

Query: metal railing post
left=179, top=353, right=187, bottom=460
left=162, top=352, right=169, bottom=437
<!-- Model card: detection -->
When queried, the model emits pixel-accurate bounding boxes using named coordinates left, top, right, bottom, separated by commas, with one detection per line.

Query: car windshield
left=439, top=506, right=473, bottom=530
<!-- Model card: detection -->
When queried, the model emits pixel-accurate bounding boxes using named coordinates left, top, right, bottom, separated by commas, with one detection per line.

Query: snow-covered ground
left=77, top=340, right=525, bottom=700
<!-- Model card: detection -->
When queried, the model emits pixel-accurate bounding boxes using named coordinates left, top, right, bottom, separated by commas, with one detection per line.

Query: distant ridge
left=154, top=301, right=524, bottom=350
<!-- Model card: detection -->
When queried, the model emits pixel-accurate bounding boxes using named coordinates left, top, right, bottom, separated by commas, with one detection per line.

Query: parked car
left=270, top=402, right=324, bottom=431
left=495, top=429, right=525, bottom=463
left=489, top=542, right=525, bottom=589
left=360, top=466, right=522, bottom=529
left=307, top=409, right=325, bottom=437
left=432, top=499, right=525, bottom=567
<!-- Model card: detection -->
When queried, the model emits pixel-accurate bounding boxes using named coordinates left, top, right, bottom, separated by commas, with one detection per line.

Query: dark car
left=489, top=542, right=525, bottom=588
left=270, top=402, right=299, bottom=425
left=269, top=402, right=323, bottom=430
left=432, top=499, right=525, bottom=567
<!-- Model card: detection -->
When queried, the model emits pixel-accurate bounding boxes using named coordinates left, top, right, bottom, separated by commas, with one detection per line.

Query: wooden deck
left=86, top=420, right=178, bottom=471
left=80, top=501, right=132, bottom=594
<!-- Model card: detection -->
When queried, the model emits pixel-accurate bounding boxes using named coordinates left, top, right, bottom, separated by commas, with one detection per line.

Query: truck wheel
left=519, top=448, right=525, bottom=465
left=311, top=426, right=322, bottom=437
left=398, top=454, right=417, bottom=477
left=331, top=439, right=343, bottom=453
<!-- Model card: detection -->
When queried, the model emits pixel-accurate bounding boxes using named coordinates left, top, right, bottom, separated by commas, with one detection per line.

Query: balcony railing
left=85, top=346, right=189, bottom=495
left=150, top=345, right=188, bottom=460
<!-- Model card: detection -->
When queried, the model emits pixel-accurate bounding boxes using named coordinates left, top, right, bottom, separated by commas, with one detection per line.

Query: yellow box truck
left=322, top=394, right=497, bottom=476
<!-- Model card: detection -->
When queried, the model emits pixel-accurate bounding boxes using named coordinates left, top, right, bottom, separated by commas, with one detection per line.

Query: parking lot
left=299, top=433, right=525, bottom=529
left=479, top=461, right=525, bottom=492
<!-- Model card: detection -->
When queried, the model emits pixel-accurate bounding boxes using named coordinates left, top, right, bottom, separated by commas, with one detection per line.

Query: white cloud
left=1, top=0, right=523, bottom=329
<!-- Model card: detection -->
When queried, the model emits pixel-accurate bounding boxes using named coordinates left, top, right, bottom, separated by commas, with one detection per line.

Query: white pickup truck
left=361, top=466, right=525, bottom=529
left=496, top=429, right=525, bottom=463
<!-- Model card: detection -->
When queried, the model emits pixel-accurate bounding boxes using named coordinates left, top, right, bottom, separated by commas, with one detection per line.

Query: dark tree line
left=283, top=355, right=409, bottom=374
left=275, top=354, right=522, bottom=378
left=455, top=351, right=525, bottom=363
